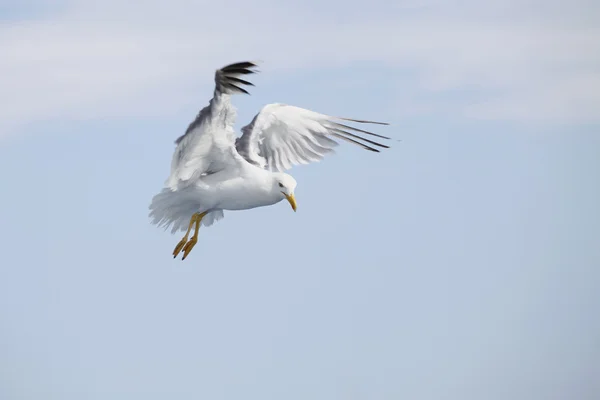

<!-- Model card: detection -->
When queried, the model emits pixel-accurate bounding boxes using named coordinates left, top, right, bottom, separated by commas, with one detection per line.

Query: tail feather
left=148, top=188, right=224, bottom=234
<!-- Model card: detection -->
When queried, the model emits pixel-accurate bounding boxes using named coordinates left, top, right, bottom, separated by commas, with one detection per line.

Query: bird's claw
left=172, top=211, right=206, bottom=260
left=173, top=237, right=188, bottom=258
left=181, top=238, right=197, bottom=260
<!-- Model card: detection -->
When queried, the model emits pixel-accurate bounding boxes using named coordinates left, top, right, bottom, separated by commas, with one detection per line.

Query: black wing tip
left=224, top=83, right=250, bottom=95
left=338, top=117, right=390, bottom=126
left=227, top=76, right=255, bottom=87
left=221, top=61, right=260, bottom=72
left=216, top=61, right=260, bottom=95
left=332, top=122, right=392, bottom=141
left=330, top=132, right=383, bottom=153
left=326, top=116, right=396, bottom=152
left=329, top=127, right=390, bottom=149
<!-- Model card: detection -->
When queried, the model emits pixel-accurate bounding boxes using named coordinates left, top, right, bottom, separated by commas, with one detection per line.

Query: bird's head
left=272, top=173, right=297, bottom=212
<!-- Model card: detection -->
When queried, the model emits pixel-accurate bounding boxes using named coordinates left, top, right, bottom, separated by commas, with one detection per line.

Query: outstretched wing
left=235, top=103, right=390, bottom=172
left=166, top=61, right=258, bottom=190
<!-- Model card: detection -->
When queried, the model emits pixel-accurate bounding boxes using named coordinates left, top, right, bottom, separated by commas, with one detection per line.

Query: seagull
left=149, top=61, right=391, bottom=260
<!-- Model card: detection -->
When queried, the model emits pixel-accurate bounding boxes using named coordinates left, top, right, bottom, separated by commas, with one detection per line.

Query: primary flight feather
left=149, top=61, right=391, bottom=260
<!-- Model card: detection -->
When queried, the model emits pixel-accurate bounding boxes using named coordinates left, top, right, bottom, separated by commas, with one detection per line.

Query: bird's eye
left=278, top=182, right=284, bottom=188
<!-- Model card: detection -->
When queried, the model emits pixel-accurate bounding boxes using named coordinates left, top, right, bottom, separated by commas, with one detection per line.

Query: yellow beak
left=283, top=192, right=297, bottom=212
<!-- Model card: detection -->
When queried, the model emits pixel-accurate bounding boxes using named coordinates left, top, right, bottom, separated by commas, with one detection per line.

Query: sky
left=1, top=0, right=599, bottom=399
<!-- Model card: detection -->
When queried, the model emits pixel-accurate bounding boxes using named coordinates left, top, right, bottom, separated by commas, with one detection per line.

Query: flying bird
left=149, top=61, right=391, bottom=260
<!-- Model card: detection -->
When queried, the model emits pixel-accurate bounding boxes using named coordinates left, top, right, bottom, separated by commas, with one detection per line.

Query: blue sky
left=1, top=1, right=599, bottom=399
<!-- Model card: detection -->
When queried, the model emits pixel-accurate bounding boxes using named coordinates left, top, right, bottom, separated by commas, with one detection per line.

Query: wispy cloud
left=1, top=0, right=598, bottom=134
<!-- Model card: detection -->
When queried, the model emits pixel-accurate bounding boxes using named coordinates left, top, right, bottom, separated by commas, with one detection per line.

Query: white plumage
left=148, top=61, right=391, bottom=259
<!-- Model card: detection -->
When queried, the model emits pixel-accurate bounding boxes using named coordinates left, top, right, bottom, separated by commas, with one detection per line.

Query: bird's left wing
left=235, top=104, right=390, bottom=172
left=166, top=61, right=258, bottom=189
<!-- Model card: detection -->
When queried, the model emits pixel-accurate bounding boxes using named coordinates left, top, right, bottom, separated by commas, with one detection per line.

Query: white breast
left=201, top=165, right=282, bottom=211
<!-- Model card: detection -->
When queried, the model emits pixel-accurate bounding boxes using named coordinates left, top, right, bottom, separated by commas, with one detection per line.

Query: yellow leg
left=172, top=211, right=207, bottom=260
left=172, top=214, right=197, bottom=258
left=181, top=214, right=202, bottom=260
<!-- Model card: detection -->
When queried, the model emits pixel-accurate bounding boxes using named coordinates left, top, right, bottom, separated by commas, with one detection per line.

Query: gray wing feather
left=166, top=61, right=258, bottom=189
left=235, top=103, right=391, bottom=172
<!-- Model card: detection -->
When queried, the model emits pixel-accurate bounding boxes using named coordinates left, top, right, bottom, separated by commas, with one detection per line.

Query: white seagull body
left=149, top=61, right=391, bottom=260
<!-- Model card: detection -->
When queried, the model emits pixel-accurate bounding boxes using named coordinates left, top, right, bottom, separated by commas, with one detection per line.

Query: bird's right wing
left=236, top=104, right=391, bottom=172
left=166, top=61, right=258, bottom=190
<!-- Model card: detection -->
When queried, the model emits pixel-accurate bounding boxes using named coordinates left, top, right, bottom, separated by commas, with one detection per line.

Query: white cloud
left=0, top=0, right=598, bottom=134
